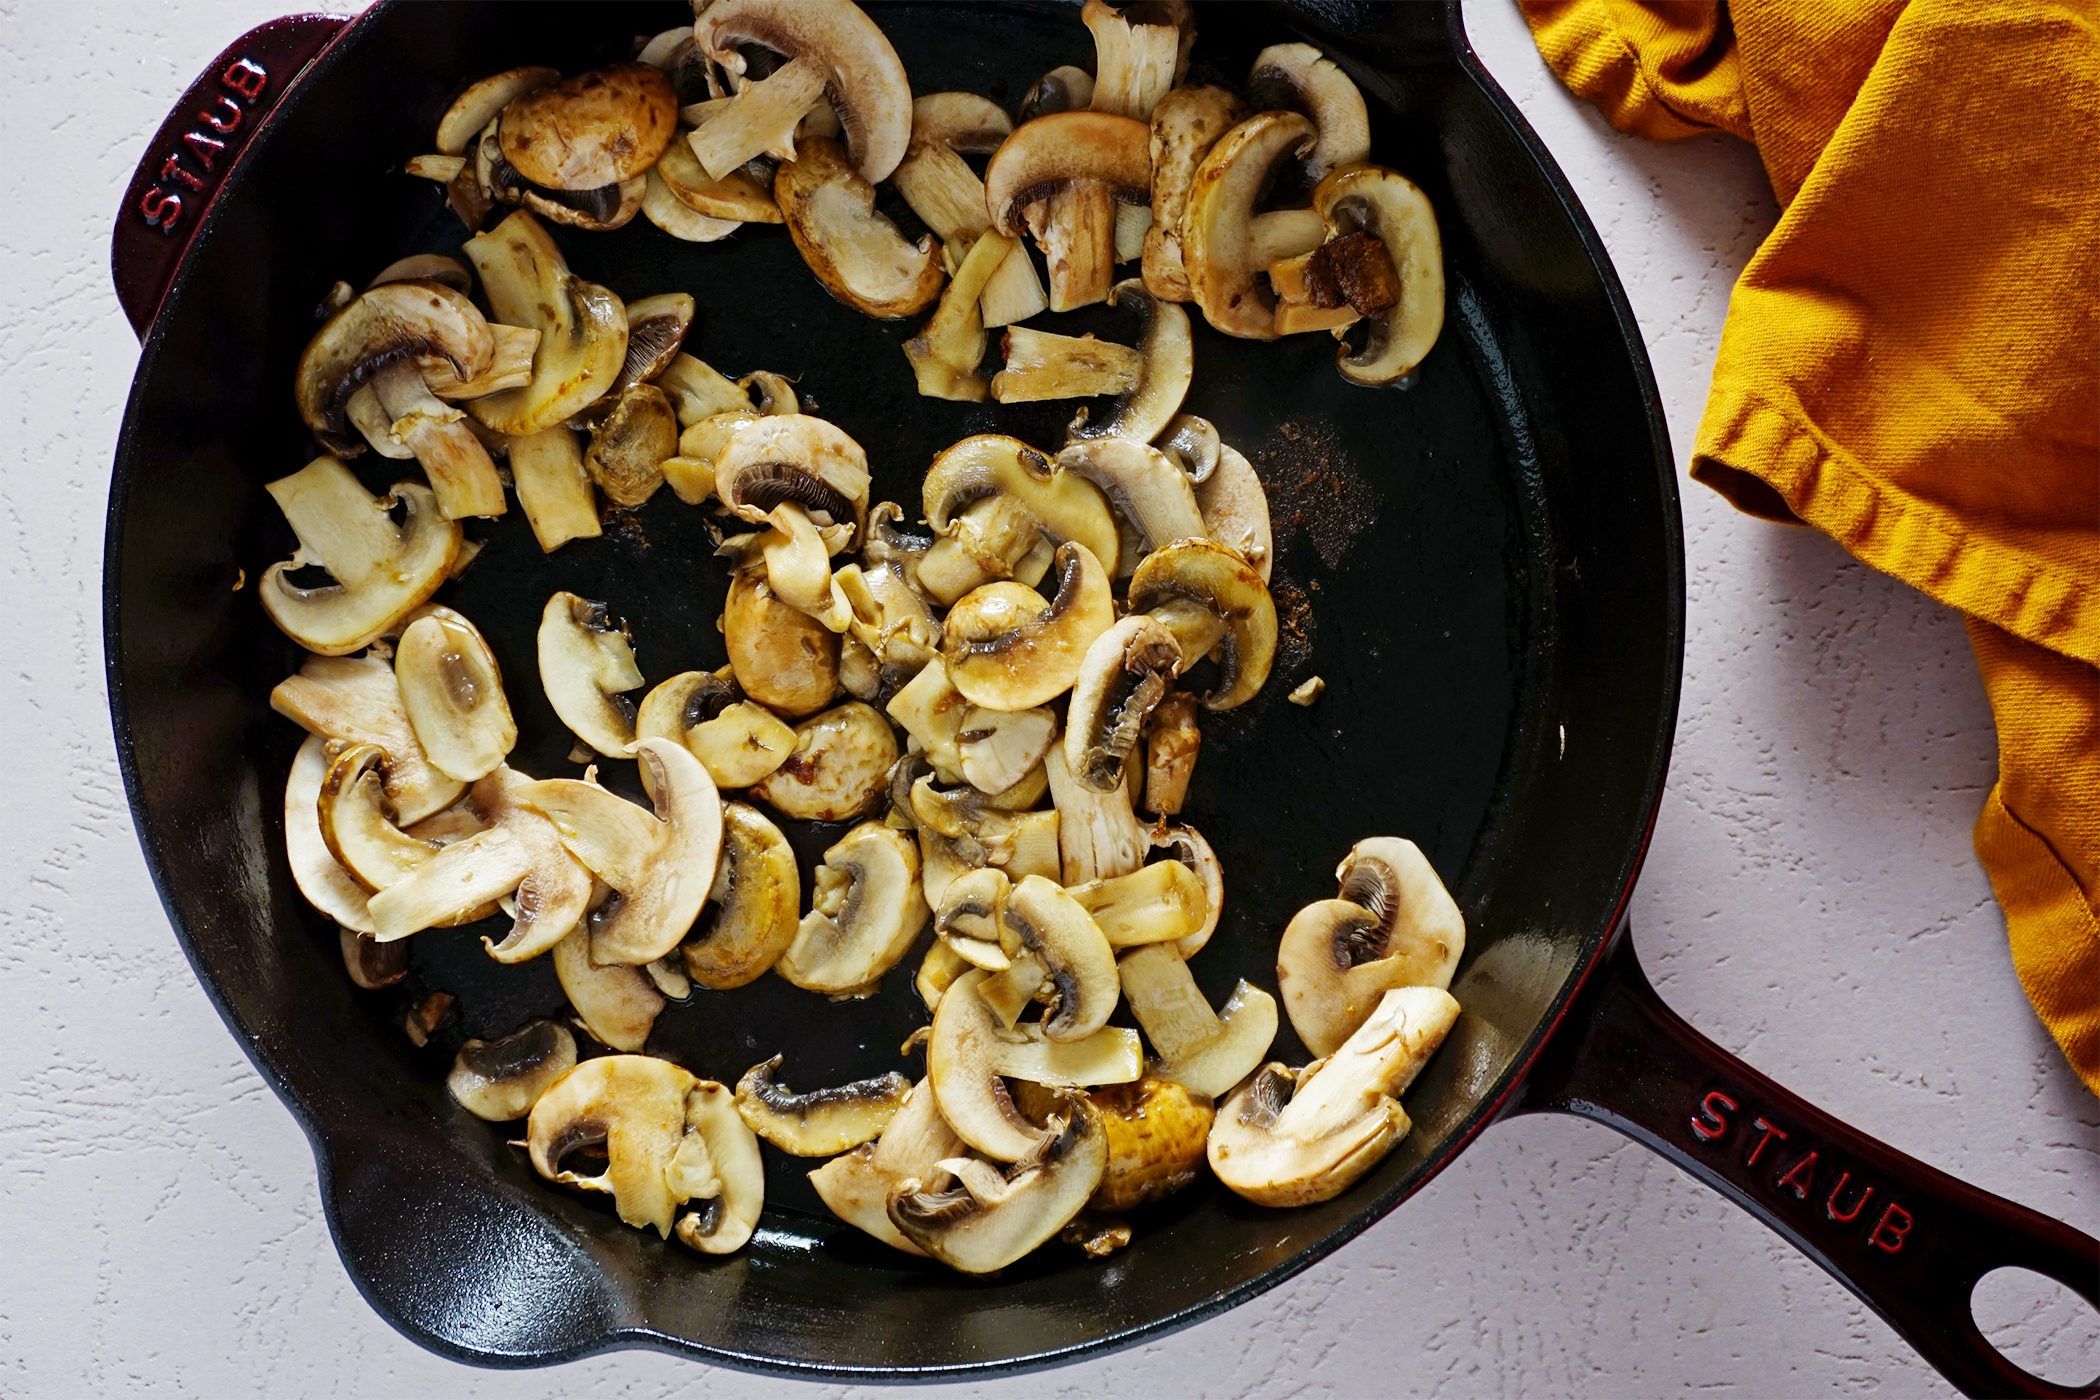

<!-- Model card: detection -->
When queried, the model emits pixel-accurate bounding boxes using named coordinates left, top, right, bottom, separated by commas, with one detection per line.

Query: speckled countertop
left=4, top=1, right=2092, bottom=1395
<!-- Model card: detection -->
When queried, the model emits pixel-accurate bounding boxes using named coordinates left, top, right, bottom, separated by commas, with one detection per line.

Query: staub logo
left=137, top=57, right=272, bottom=235
left=1689, top=1090, right=1914, bottom=1255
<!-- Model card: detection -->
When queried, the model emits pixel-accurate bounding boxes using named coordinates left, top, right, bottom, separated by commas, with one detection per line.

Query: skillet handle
left=111, top=13, right=349, bottom=339
left=1509, top=925, right=2099, bottom=1398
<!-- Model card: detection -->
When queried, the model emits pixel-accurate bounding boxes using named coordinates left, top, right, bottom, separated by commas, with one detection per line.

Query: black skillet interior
left=107, top=0, right=1679, bottom=1376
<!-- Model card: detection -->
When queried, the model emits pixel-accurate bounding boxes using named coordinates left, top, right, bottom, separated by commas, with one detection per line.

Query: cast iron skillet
left=106, top=2, right=2096, bottom=1392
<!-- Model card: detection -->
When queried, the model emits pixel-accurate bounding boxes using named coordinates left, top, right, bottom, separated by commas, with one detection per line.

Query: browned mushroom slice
left=808, top=1076, right=969, bottom=1255
left=641, top=169, right=741, bottom=241
left=888, top=1097, right=1108, bottom=1274
left=984, top=111, right=1151, bottom=312
left=1246, top=43, right=1371, bottom=188
left=499, top=63, right=678, bottom=193
left=681, top=801, right=800, bottom=988
left=917, top=435, right=1121, bottom=604
left=776, top=821, right=928, bottom=995
left=1142, top=85, right=1245, bottom=302
left=750, top=702, right=899, bottom=823
left=507, top=425, right=602, bottom=553
left=903, top=231, right=1015, bottom=402
left=536, top=591, right=644, bottom=758
left=637, top=670, right=796, bottom=789
left=723, top=570, right=841, bottom=718
left=940, top=542, right=1115, bottom=712
left=1142, top=689, right=1200, bottom=815
left=1064, top=614, right=1182, bottom=791
left=990, top=328, right=1142, bottom=404
left=1303, top=163, right=1445, bottom=385
left=654, top=137, right=782, bottom=223
left=612, top=292, right=697, bottom=394
left=691, top=0, right=913, bottom=183
left=273, top=652, right=464, bottom=824
left=1127, top=538, right=1278, bottom=710
left=462, top=211, right=629, bottom=437
left=1055, top=436, right=1206, bottom=569
left=293, top=281, right=494, bottom=460
left=258, top=459, right=460, bottom=656
left=1180, top=111, right=1329, bottom=340
left=395, top=605, right=515, bottom=782
left=776, top=137, right=944, bottom=319
left=584, top=383, right=678, bottom=507
left=735, top=1056, right=911, bottom=1155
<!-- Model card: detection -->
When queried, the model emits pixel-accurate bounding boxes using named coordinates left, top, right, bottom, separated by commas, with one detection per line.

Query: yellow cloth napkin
left=1521, top=0, right=2100, bottom=1091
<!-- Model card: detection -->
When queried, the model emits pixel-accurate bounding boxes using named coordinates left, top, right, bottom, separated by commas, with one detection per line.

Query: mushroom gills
left=680, top=801, right=800, bottom=989
left=776, top=820, right=928, bottom=995
left=808, top=1077, right=969, bottom=1255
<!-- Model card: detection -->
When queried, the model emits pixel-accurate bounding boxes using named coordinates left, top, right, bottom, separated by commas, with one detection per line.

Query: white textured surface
left=3, top=1, right=2093, bottom=1395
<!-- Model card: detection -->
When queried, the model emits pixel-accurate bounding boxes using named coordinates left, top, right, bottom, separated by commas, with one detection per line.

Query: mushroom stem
left=370, top=361, right=508, bottom=520
left=990, top=327, right=1142, bottom=403
left=1029, top=182, right=1119, bottom=312
left=684, top=56, right=828, bottom=178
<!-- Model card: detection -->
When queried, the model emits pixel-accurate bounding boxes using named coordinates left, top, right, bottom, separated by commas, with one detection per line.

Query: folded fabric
left=1522, top=0, right=2100, bottom=1091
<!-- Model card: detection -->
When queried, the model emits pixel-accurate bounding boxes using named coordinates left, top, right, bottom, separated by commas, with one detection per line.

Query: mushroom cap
left=1179, top=110, right=1318, bottom=339
left=983, top=111, right=1153, bottom=238
left=1068, top=280, right=1194, bottom=444
left=1311, top=163, right=1446, bottom=385
left=271, top=651, right=465, bottom=825
left=1246, top=42, right=1371, bottom=185
left=1127, top=538, right=1278, bottom=710
left=498, top=63, right=678, bottom=190
left=723, top=571, right=841, bottom=718
left=295, top=282, right=494, bottom=456
left=712, top=412, right=871, bottom=538
left=447, top=1019, right=577, bottom=1121
left=910, top=90, right=1012, bottom=154
left=681, top=801, right=800, bottom=989
left=941, top=542, right=1115, bottom=712
left=437, top=65, right=559, bottom=156
left=584, top=382, right=678, bottom=507
left=1064, top=614, right=1182, bottom=791
left=750, top=700, right=899, bottom=823
left=921, top=435, right=1122, bottom=576
left=734, top=1055, right=912, bottom=1156
left=695, top=0, right=914, bottom=183
left=1076, top=1076, right=1214, bottom=1212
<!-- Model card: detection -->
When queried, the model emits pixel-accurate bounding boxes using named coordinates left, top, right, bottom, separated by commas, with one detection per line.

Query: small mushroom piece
left=915, top=938, right=971, bottom=1011
left=641, top=168, right=741, bottom=240
left=909, top=776, right=1062, bottom=906
left=691, top=0, right=913, bottom=183
left=259, top=459, right=462, bottom=657
left=902, top=230, right=1011, bottom=402
left=1018, top=65, right=1095, bottom=122
left=286, top=737, right=380, bottom=931
left=1117, top=943, right=1279, bottom=1098
left=750, top=701, right=898, bottom=823
left=612, top=292, right=697, bottom=394
left=584, top=383, right=678, bottom=507
left=520, top=740, right=726, bottom=965
left=1277, top=836, right=1465, bottom=1056
left=984, top=111, right=1152, bottom=312
left=1308, top=163, right=1445, bottom=385
left=1081, top=1075, right=1213, bottom=1211
left=1153, top=823, right=1223, bottom=958
left=683, top=55, right=830, bottom=177
left=1194, top=442, right=1273, bottom=580
left=670, top=1080, right=768, bottom=1255
left=362, top=356, right=509, bottom=521
left=1001, top=875, right=1119, bottom=1042
left=776, top=820, right=928, bottom=995
left=447, top=1019, right=578, bottom=1121
left=294, top=281, right=495, bottom=459
left=657, top=352, right=754, bottom=426
left=1127, top=538, right=1278, bottom=710
left=418, top=323, right=540, bottom=402
left=1207, top=986, right=1460, bottom=1207
left=1082, top=0, right=1190, bottom=120
left=340, top=924, right=408, bottom=988
left=1142, top=85, right=1245, bottom=302
left=653, top=137, right=781, bottom=223
left=892, top=91, right=1012, bottom=249
left=1064, top=615, right=1183, bottom=792
left=1069, top=280, right=1194, bottom=444
left=1143, top=690, right=1200, bottom=814
left=1246, top=43, right=1371, bottom=188
left=526, top=1053, right=692, bottom=1233
left=885, top=657, right=972, bottom=779
left=989, top=327, right=1142, bottom=404
left=723, top=571, right=841, bottom=718
left=809, top=1077, right=969, bottom=1254
left=437, top=66, right=560, bottom=155
left=776, top=137, right=944, bottom=320
left=713, top=412, right=871, bottom=542
left=921, top=434, right=1122, bottom=587
left=273, top=653, right=464, bottom=824
left=551, top=926, right=665, bottom=1051
left=735, top=1055, right=912, bottom=1155
left=638, top=670, right=796, bottom=789
left=462, top=211, right=630, bottom=437
left=1055, top=437, right=1207, bottom=572
left=940, top=543, right=1115, bottom=712
left=507, top=425, right=603, bottom=553
left=1180, top=111, right=1328, bottom=339
left=956, top=704, right=1055, bottom=796
left=394, top=606, right=515, bottom=783
left=1067, top=859, right=1206, bottom=949
left=681, top=801, right=800, bottom=988
left=833, top=560, right=941, bottom=673
left=498, top=63, right=677, bottom=192
left=537, top=591, right=644, bottom=757
left=314, top=743, right=480, bottom=908
left=887, top=1096, right=1107, bottom=1273
left=1045, top=746, right=1148, bottom=886
left=934, top=866, right=1012, bottom=971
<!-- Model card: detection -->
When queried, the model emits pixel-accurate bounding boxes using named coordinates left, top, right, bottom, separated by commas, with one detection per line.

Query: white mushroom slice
left=507, top=424, right=602, bottom=553
left=692, top=0, right=914, bottom=183
left=903, top=230, right=1010, bottom=402
left=978, top=242, right=1051, bottom=328
left=1277, top=836, right=1466, bottom=1056
left=1068, top=859, right=1206, bottom=948
left=735, top=1056, right=911, bottom=1156
left=642, top=169, right=743, bottom=241
left=920, top=435, right=1123, bottom=597
left=915, top=939, right=970, bottom=1012
left=345, top=384, right=415, bottom=460
left=1002, top=875, right=1118, bottom=1042
left=1065, top=614, right=1183, bottom=792
left=286, top=737, right=378, bottom=931
left=1143, top=85, right=1245, bottom=302
left=1045, top=746, right=1148, bottom=886
left=1208, top=986, right=1460, bottom=1207
left=1247, top=43, right=1371, bottom=187
left=294, top=281, right=495, bottom=460
left=1193, top=442, right=1273, bottom=580
left=934, top=866, right=1012, bottom=971
left=914, top=797, right=1060, bottom=909
left=551, top=926, right=664, bottom=1052
left=259, top=459, right=461, bottom=657
left=713, top=412, right=871, bottom=540
left=315, top=744, right=484, bottom=916
left=366, top=356, right=507, bottom=520
left=521, top=741, right=724, bottom=966
left=462, top=211, right=630, bottom=437
left=1118, top=943, right=1278, bottom=1099
left=990, top=327, right=1141, bottom=404
left=638, top=670, right=796, bottom=789
left=656, top=352, right=753, bottom=427
left=536, top=591, right=644, bottom=758
left=893, top=91, right=1010, bottom=245
left=447, top=1019, right=577, bottom=1121
left=1070, top=280, right=1194, bottom=443
left=928, top=969, right=1141, bottom=1161
left=750, top=700, right=898, bottom=823
left=673, top=1080, right=766, bottom=1255
left=739, top=370, right=799, bottom=416
left=682, top=801, right=799, bottom=988
left=654, top=136, right=782, bottom=223
left=776, top=137, right=944, bottom=319
left=684, top=55, right=829, bottom=177
left=956, top=705, right=1055, bottom=796
left=776, top=821, right=927, bottom=996
left=1181, top=111, right=1327, bottom=339
left=420, top=323, right=540, bottom=402
left=1142, top=690, right=1200, bottom=816
left=1307, top=163, right=1445, bottom=385
left=723, top=571, right=841, bottom=718
left=940, top=542, right=1115, bottom=712
left=809, top=1077, right=968, bottom=1255
left=1128, top=539, right=1279, bottom=710
left=526, top=1054, right=692, bottom=1233
left=985, top=111, right=1151, bottom=313
left=437, top=66, right=559, bottom=156
left=832, top=561, right=940, bottom=672
left=1082, top=0, right=1188, bottom=119
left=272, top=652, right=464, bottom=824
left=395, top=607, right=514, bottom=782
left=1055, top=437, right=1207, bottom=571
left=888, top=1098, right=1107, bottom=1273
left=1153, top=823, right=1223, bottom=958
left=885, top=658, right=971, bottom=779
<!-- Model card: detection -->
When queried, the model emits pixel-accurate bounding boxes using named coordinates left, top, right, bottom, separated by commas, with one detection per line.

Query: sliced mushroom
left=447, top=1019, right=577, bottom=1121
left=683, top=55, right=829, bottom=176
left=314, top=743, right=485, bottom=919
left=1067, top=859, right=1206, bottom=949
left=1247, top=43, right=1371, bottom=188
left=1117, top=942, right=1278, bottom=1098
left=1306, top=163, right=1445, bottom=385
left=984, top=111, right=1151, bottom=312
left=999, top=875, right=1118, bottom=1042
left=498, top=62, right=677, bottom=195
left=940, top=542, right=1115, bottom=711
left=669, top=1080, right=767, bottom=1255
left=1277, top=836, right=1465, bottom=1056
left=1018, top=65, right=1095, bottom=122
left=902, top=230, right=1011, bottom=402
left=735, top=1055, right=911, bottom=1155
left=394, top=606, right=514, bottom=783
left=507, top=424, right=603, bottom=553
left=681, top=801, right=799, bottom=988
left=551, top=925, right=664, bottom=1051
left=1062, top=615, right=1179, bottom=795
left=1075, top=1075, right=1214, bottom=1212
left=956, top=704, right=1054, bottom=796
left=525, top=1053, right=693, bottom=1233
left=273, top=652, right=464, bottom=824
left=1082, top=0, right=1190, bottom=120
left=658, top=352, right=755, bottom=427
left=723, top=571, right=841, bottom=718
left=583, top=383, right=677, bottom=507
left=653, top=137, right=781, bottom=223
left=893, top=91, right=1010, bottom=247
left=339, top=924, right=408, bottom=988
left=1127, top=538, right=1278, bottom=710
left=691, top=0, right=913, bottom=183
left=775, top=137, right=942, bottom=320
left=1207, top=986, right=1460, bottom=1207
left=749, top=700, right=898, bottom=823
left=887, top=1096, right=1107, bottom=1273
left=610, top=292, right=697, bottom=396
left=462, top=211, right=630, bottom=437
left=808, top=1076, right=969, bottom=1255
left=537, top=591, right=644, bottom=757
left=1180, top=111, right=1327, bottom=339
left=927, top=969, right=1141, bottom=1161
left=713, top=412, right=871, bottom=542
left=259, top=459, right=461, bottom=656
left=885, top=657, right=972, bottom=780
left=1142, top=85, right=1245, bottom=302
left=364, top=357, right=509, bottom=520
left=637, top=670, right=795, bottom=789
left=294, top=281, right=495, bottom=460
left=1054, top=437, right=1206, bottom=573
left=832, top=559, right=940, bottom=673
left=919, top=435, right=1122, bottom=602
left=641, top=168, right=741, bottom=240
left=419, top=323, right=540, bottom=402
left=990, top=327, right=1142, bottom=404
left=1190, top=441, right=1273, bottom=579
left=286, top=737, right=379, bottom=931
left=1044, top=745, right=1148, bottom=886
left=437, top=66, right=560, bottom=156
left=776, top=821, right=928, bottom=996
left=1071, top=280, right=1194, bottom=445
left=1142, top=689, right=1200, bottom=815
left=910, top=775, right=1062, bottom=906
left=933, top=865, right=1011, bottom=971
left=1148, top=823, right=1222, bottom=958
